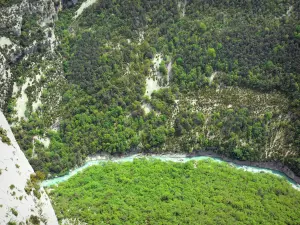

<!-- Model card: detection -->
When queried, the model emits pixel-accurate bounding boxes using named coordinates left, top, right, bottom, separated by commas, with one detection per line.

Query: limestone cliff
left=0, top=0, right=60, bottom=110
left=0, top=111, right=58, bottom=224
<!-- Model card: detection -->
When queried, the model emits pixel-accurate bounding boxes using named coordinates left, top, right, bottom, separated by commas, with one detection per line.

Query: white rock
left=0, top=111, right=58, bottom=224
left=15, top=78, right=30, bottom=120
left=73, top=0, right=98, bottom=19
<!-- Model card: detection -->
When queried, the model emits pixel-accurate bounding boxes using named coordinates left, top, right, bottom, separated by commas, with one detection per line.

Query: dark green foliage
left=29, top=215, right=40, bottom=225
left=50, top=159, right=300, bottom=224
left=20, top=14, right=45, bottom=48
left=175, top=111, right=204, bottom=136
left=211, top=108, right=267, bottom=160
left=24, top=173, right=43, bottom=198
left=0, top=0, right=21, bottom=7
left=0, top=127, right=11, bottom=145
left=10, top=208, right=18, bottom=217
left=150, top=88, right=176, bottom=115
left=10, top=0, right=300, bottom=177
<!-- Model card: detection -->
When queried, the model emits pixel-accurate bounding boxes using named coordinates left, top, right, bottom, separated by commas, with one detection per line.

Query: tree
left=198, top=22, right=207, bottom=32
left=207, top=48, right=216, bottom=58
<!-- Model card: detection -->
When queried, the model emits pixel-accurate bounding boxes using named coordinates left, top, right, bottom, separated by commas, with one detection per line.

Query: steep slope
left=0, top=111, right=58, bottom=224
left=0, top=0, right=62, bottom=112
left=0, top=0, right=65, bottom=179
left=1, top=0, right=300, bottom=181
left=27, top=0, right=298, bottom=178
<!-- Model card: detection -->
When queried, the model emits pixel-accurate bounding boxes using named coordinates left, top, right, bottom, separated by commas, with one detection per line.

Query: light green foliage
left=198, top=21, right=207, bottom=32
left=7, top=222, right=17, bottom=225
left=50, top=160, right=300, bottom=224
left=205, top=64, right=213, bottom=75
left=207, top=47, right=216, bottom=58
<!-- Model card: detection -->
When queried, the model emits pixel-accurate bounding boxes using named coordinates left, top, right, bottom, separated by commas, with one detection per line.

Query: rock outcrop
left=0, top=111, right=58, bottom=224
left=0, top=0, right=59, bottom=110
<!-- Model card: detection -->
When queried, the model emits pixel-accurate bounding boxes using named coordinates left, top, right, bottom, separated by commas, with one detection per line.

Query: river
left=42, top=154, right=300, bottom=191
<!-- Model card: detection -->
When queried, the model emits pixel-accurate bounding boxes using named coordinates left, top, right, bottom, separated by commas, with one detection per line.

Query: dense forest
left=6, top=0, right=300, bottom=178
left=50, top=159, right=300, bottom=224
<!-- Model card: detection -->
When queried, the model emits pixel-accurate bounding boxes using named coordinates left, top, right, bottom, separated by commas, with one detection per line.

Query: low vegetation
left=24, top=172, right=45, bottom=199
left=0, top=0, right=22, bottom=7
left=0, top=127, right=11, bottom=145
left=10, top=208, right=18, bottom=217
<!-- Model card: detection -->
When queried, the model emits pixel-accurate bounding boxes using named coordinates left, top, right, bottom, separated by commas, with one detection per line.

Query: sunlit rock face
left=0, top=111, right=58, bottom=224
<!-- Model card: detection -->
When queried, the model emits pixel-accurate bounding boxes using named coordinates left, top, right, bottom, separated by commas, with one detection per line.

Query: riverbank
left=86, top=151, right=300, bottom=185
left=188, top=150, right=300, bottom=185
left=42, top=151, right=300, bottom=190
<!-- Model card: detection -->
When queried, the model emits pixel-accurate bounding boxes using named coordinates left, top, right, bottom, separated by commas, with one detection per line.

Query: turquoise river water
left=42, top=154, right=300, bottom=191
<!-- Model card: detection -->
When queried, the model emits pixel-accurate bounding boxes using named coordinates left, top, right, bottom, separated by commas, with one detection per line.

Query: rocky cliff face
left=0, top=0, right=60, bottom=110
left=0, top=111, right=58, bottom=224
left=0, top=0, right=60, bottom=223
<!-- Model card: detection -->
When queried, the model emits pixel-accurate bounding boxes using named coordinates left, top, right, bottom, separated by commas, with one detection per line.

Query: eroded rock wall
left=0, top=0, right=59, bottom=110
